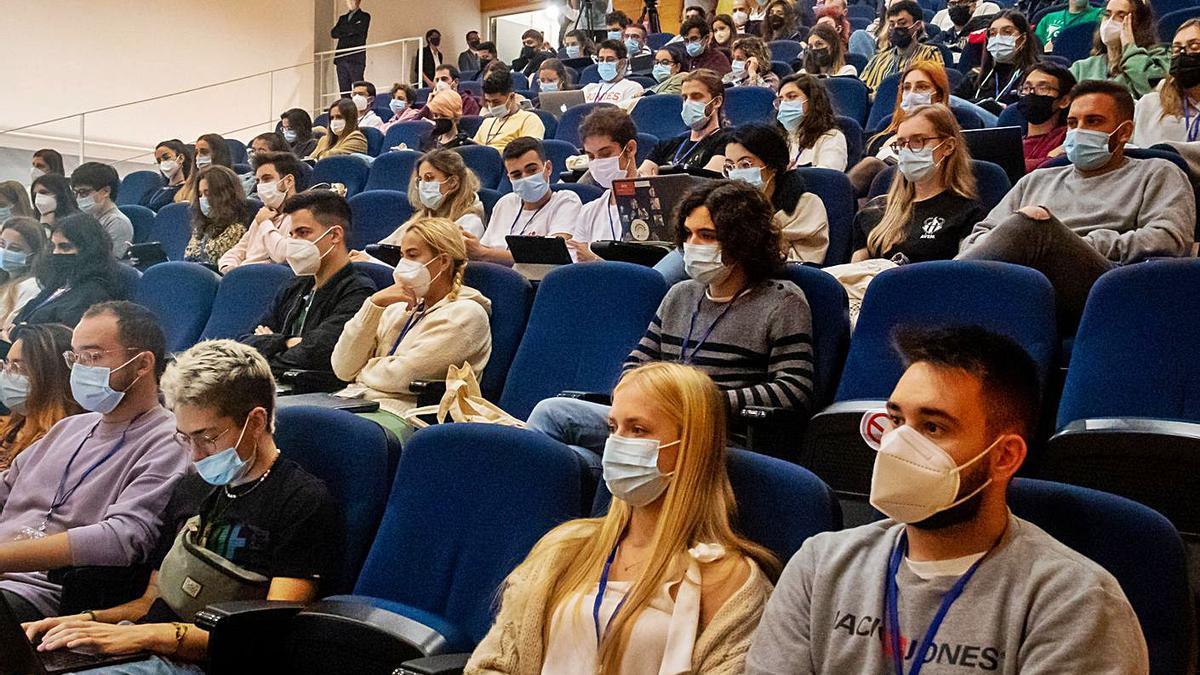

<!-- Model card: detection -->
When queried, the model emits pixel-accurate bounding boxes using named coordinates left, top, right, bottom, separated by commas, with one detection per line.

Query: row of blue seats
left=193, top=410, right=1190, bottom=673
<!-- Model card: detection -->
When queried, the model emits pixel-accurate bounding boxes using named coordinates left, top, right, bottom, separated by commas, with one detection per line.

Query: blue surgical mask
left=987, top=34, right=1018, bottom=63
left=0, top=207, right=11, bottom=222
left=727, top=166, right=764, bottom=188
left=389, top=98, right=407, bottom=114
left=597, top=62, right=619, bottom=82
left=0, top=248, right=29, bottom=274
left=897, top=143, right=943, bottom=183
left=540, top=80, right=559, bottom=93
left=199, top=196, right=212, bottom=217
left=69, top=355, right=142, bottom=414
left=777, top=100, right=805, bottom=132
left=512, top=171, right=551, bottom=203
left=624, top=38, right=641, bottom=54
left=194, top=418, right=254, bottom=486
left=686, top=40, right=704, bottom=57
left=282, top=129, right=298, bottom=143
left=418, top=179, right=446, bottom=209
left=566, top=45, right=582, bottom=59
left=900, top=90, right=933, bottom=113
left=0, top=371, right=28, bottom=415
left=603, top=435, right=680, bottom=507
left=607, top=30, right=623, bottom=41
left=681, top=99, right=712, bottom=130
left=76, top=195, right=96, bottom=213
left=731, top=59, right=747, bottom=77
left=652, top=63, right=673, bottom=82
left=1064, top=126, right=1120, bottom=171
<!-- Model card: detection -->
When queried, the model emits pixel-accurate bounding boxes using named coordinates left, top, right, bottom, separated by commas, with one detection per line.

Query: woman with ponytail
left=467, top=362, right=778, bottom=674
left=331, top=217, right=491, bottom=417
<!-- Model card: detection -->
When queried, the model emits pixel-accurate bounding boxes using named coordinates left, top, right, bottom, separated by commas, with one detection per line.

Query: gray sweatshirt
left=746, top=515, right=1149, bottom=675
left=960, top=157, right=1195, bottom=264
left=0, top=407, right=191, bottom=615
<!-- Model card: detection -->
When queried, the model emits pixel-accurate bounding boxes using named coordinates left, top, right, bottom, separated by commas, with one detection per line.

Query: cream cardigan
left=466, top=537, right=774, bottom=675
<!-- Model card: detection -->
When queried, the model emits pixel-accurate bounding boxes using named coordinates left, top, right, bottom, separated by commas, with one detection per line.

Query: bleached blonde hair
left=161, top=339, right=277, bottom=425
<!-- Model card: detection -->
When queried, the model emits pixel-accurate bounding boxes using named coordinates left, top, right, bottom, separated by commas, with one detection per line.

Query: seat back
left=531, top=109, right=559, bottom=140
left=867, top=73, right=901, bottom=130
left=647, top=32, right=674, bottom=49
left=781, top=263, right=850, bottom=408
left=347, top=190, right=412, bottom=250
left=996, top=102, right=1027, bottom=132
left=837, top=261, right=1058, bottom=401
left=869, top=159, right=1011, bottom=214
left=636, top=132, right=659, bottom=165
left=478, top=187, right=502, bottom=222
left=459, top=81, right=484, bottom=98
left=556, top=102, right=616, bottom=148
left=542, top=139, right=577, bottom=181
left=131, top=262, right=219, bottom=353
left=276, top=406, right=397, bottom=595
left=462, top=262, right=534, bottom=400
left=1008, top=478, right=1193, bottom=675
left=845, top=52, right=869, bottom=74
left=768, top=40, right=804, bottom=62
left=724, top=86, right=776, bottom=126
left=351, top=261, right=392, bottom=290
left=452, top=145, right=504, bottom=189
left=147, top=202, right=193, bottom=261
left=834, top=115, right=864, bottom=168
left=353, top=424, right=585, bottom=647
left=825, top=76, right=870, bottom=127
left=500, top=262, right=668, bottom=419
left=579, top=63, right=602, bottom=85
left=364, top=150, right=422, bottom=192
left=225, top=138, right=248, bottom=164
left=631, top=94, right=687, bottom=140
left=795, top=168, right=856, bottom=267
left=361, top=127, right=384, bottom=157
left=200, top=263, right=295, bottom=340
left=118, top=205, right=155, bottom=244
left=458, top=115, right=485, bottom=137
left=1159, top=6, right=1200, bottom=41
left=1051, top=21, right=1099, bottom=63
left=311, top=156, right=371, bottom=196
left=550, top=182, right=604, bottom=204
left=116, top=171, right=164, bottom=207
left=112, top=263, right=142, bottom=300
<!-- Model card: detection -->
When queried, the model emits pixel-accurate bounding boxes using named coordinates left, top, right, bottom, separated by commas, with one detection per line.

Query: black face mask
left=1171, top=53, right=1200, bottom=89
left=810, top=48, right=833, bottom=67
left=948, top=5, right=972, bottom=26
left=468, top=38, right=481, bottom=49
left=46, top=252, right=77, bottom=285
left=433, top=118, right=454, bottom=136
left=890, top=25, right=915, bottom=49
left=429, top=35, right=441, bottom=47
left=1016, top=93, right=1058, bottom=125
left=768, top=15, right=786, bottom=28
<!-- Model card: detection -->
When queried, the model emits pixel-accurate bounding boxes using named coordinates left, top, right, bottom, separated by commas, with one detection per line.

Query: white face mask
left=733, top=10, right=749, bottom=25
left=392, top=256, right=443, bottom=297
left=257, top=179, right=287, bottom=209
left=30, top=167, right=45, bottom=182
left=159, top=160, right=180, bottom=178
left=34, top=193, right=56, bottom=215
left=330, top=118, right=347, bottom=134
left=1100, top=18, right=1123, bottom=47
left=195, top=154, right=213, bottom=169
left=418, top=179, right=447, bottom=209
left=285, top=227, right=336, bottom=276
left=869, top=424, right=997, bottom=525
left=76, top=194, right=97, bottom=214
left=603, top=435, right=680, bottom=507
left=434, top=80, right=451, bottom=92
left=900, top=90, right=933, bottom=113
left=588, top=151, right=626, bottom=189
left=352, top=93, right=370, bottom=111
left=486, top=102, right=510, bottom=118
left=682, top=242, right=729, bottom=285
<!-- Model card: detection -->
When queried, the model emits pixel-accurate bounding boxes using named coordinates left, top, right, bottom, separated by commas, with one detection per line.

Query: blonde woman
left=1132, top=19, right=1200, bottom=147
left=389, top=149, right=486, bottom=240
left=467, top=362, right=778, bottom=674
left=724, top=36, right=780, bottom=91
left=308, top=98, right=368, bottom=160
left=332, top=217, right=492, bottom=417
left=852, top=104, right=982, bottom=263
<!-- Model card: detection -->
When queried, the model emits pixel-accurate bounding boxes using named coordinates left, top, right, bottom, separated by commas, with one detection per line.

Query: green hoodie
left=1069, top=43, right=1170, bottom=99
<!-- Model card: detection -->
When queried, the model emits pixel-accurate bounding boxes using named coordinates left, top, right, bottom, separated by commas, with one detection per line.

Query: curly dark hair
left=674, top=181, right=783, bottom=283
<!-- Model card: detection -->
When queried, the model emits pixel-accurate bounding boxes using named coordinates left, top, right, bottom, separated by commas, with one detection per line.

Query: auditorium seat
left=382, top=121, right=432, bottom=153
left=132, top=262, right=219, bottom=353
left=362, top=126, right=384, bottom=157
left=550, top=182, right=604, bottom=204
left=802, top=261, right=1057, bottom=497
left=118, top=204, right=155, bottom=244
left=116, top=171, right=164, bottom=207
left=347, top=190, right=412, bottom=250
left=452, top=145, right=503, bottom=189
left=311, top=156, right=371, bottom=196
left=795, top=167, right=856, bottom=267
left=555, top=102, right=616, bottom=148
left=825, top=76, right=870, bottom=127
left=630, top=94, right=687, bottom=141
left=768, top=39, right=804, bottom=63
left=364, top=150, right=422, bottom=192
left=723, top=86, right=777, bottom=127
left=869, top=160, right=1012, bottom=214
left=461, top=262, right=534, bottom=400
left=145, top=202, right=192, bottom=261
left=200, top=263, right=295, bottom=341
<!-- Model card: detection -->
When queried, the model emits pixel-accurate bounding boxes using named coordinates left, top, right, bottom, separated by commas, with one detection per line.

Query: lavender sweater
left=0, top=406, right=190, bottom=615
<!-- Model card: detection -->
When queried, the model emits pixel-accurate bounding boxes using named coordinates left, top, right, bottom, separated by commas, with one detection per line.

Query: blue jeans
left=526, top=397, right=611, bottom=473
left=653, top=248, right=687, bottom=286
left=72, top=656, right=205, bottom=674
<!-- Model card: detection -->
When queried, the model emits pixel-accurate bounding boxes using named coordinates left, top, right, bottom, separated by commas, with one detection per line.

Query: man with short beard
left=746, top=325, right=1148, bottom=675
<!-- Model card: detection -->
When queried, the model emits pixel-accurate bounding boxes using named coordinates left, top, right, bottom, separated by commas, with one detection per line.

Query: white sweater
left=1132, top=90, right=1199, bottom=148
left=218, top=212, right=292, bottom=274
left=330, top=285, right=492, bottom=415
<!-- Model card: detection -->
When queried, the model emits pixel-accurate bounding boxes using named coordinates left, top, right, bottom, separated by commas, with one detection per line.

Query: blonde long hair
left=1160, top=19, right=1200, bottom=119
left=867, top=104, right=976, bottom=257
left=506, top=363, right=779, bottom=672
left=406, top=149, right=484, bottom=223
left=402, top=217, right=468, bottom=301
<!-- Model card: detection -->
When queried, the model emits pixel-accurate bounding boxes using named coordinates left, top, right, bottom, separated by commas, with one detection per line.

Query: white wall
left=357, top=0, right=484, bottom=82
left=0, top=0, right=317, bottom=180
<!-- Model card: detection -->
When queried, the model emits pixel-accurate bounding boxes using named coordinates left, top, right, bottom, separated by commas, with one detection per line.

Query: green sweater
left=1069, top=44, right=1170, bottom=99
left=1035, top=6, right=1102, bottom=44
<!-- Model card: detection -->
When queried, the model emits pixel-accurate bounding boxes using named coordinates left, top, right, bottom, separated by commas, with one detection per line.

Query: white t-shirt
left=577, top=189, right=621, bottom=243
left=380, top=212, right=486, bottom=246
left=791, top=129, right=849, bottom=171
left=582, top=79, right=644, bottom=105
left=358, top=110, right=384, bottom=130
left=480, top=190, right=581, bottom=250
left=932, top=1, right=1000, bottom=30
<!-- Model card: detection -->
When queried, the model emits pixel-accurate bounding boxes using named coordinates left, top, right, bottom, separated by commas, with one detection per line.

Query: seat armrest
left=740, top=405, right=788, bottom=422
left=295, top=599, right=451, bottom=657
left=279, top=368, right=345, bottom=394
left=195, top=600, right=307, bottom=631
left=395, top=653, right=472, bottom=675
left=200, top=600, right=307, bottom=673
left=410, top=379, right=448, bottom=407
left=558, top=390, right=612, bottom=405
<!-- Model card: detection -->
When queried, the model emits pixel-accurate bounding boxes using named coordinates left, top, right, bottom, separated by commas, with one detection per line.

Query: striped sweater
left=624, top=280, right=815, bottom=416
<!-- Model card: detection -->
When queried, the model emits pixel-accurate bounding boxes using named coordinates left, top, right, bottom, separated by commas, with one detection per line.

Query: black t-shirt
left=649, top=129, right=730, bottom=171
left=142, top=457, right=338, bottom=623
left=852, top=190, right=984, bottom=263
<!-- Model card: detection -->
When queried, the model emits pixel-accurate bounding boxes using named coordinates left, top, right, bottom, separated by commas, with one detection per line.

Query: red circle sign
left=860, top=411, right=890, bottom=448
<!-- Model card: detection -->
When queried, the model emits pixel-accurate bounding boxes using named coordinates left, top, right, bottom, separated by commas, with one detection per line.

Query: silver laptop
left=538, top=90, right=587, bottom=119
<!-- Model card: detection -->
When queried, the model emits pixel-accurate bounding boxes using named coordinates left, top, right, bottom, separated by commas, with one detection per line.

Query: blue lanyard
left=679, top=287, right=749, bottom=365
left=672, top=129, right=713, bottom=165
left=883, top=531, right=987, bottom=675
left=50, top=410, right=147, bottom=517
left=1186, top=100, right=1200, bottom=143
left=509, top=201, right=548, bottom=235
left=31, top=286, right=70, bottom=314
left=389, top=301, right=426, bottom=355
left=993, top=69, right=1020, bottom=100
left=593, top=537, right=631, bottom=645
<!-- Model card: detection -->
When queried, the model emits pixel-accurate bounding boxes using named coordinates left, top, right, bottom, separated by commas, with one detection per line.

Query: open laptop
left=629, top=54, right=654, bottom=74
left=538, top=90, right=587, bottom=118
left=0, top=593, right=148, bottom=674
left=962, top=126, right=1026, bottom=186
left=507, top=235, right=573, bottom=281
left=612, top=174, right=714, bottom=244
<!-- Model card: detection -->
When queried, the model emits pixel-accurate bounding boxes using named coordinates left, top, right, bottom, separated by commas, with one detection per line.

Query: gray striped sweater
left=624, top=279, right=815, bottom=415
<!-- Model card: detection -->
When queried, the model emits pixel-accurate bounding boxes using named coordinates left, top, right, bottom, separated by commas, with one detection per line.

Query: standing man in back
left=332, top=0, right=371, bottom=96
left=458, top=31, right=483, bottom=73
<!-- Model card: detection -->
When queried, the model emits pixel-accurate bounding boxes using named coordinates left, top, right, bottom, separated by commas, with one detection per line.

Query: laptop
left=962, top=126, right=1026, bottom=187
left=0, top=594, right=148, bottom=674
left=538, top=90, right=587, bottom=118
left=612, top=175, right=714, bottom=244
left=629, top=54, right=654, bottom=74
left=507, top=235, right=573, bottom=281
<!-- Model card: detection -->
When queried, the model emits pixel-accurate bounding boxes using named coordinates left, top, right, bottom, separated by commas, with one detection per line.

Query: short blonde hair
left=161, top=339, right=276, bottom=423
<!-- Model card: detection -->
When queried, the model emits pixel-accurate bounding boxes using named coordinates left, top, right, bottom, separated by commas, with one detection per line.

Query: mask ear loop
left=941, top=434, right=1006, bottom=510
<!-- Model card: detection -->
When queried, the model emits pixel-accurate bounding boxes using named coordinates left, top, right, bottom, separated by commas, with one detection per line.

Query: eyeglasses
left=0, top=360, right=26, bottom=377
left=1018, top=83, right=1060, bottom=96
left=1171, top=40, right=1200, bottom=56
left=71, top=188, right=95, bottom=199
left=62, top=348, right=141, bottom=368
left=654, top=59, right=676, bottom=66
left=722, top=158, right=762, bottom=173
left=889, top=135, right=946, bottom=153
left=684, top=35, right=705, bottom=44
left=173, top=426, right=234, bottom=452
